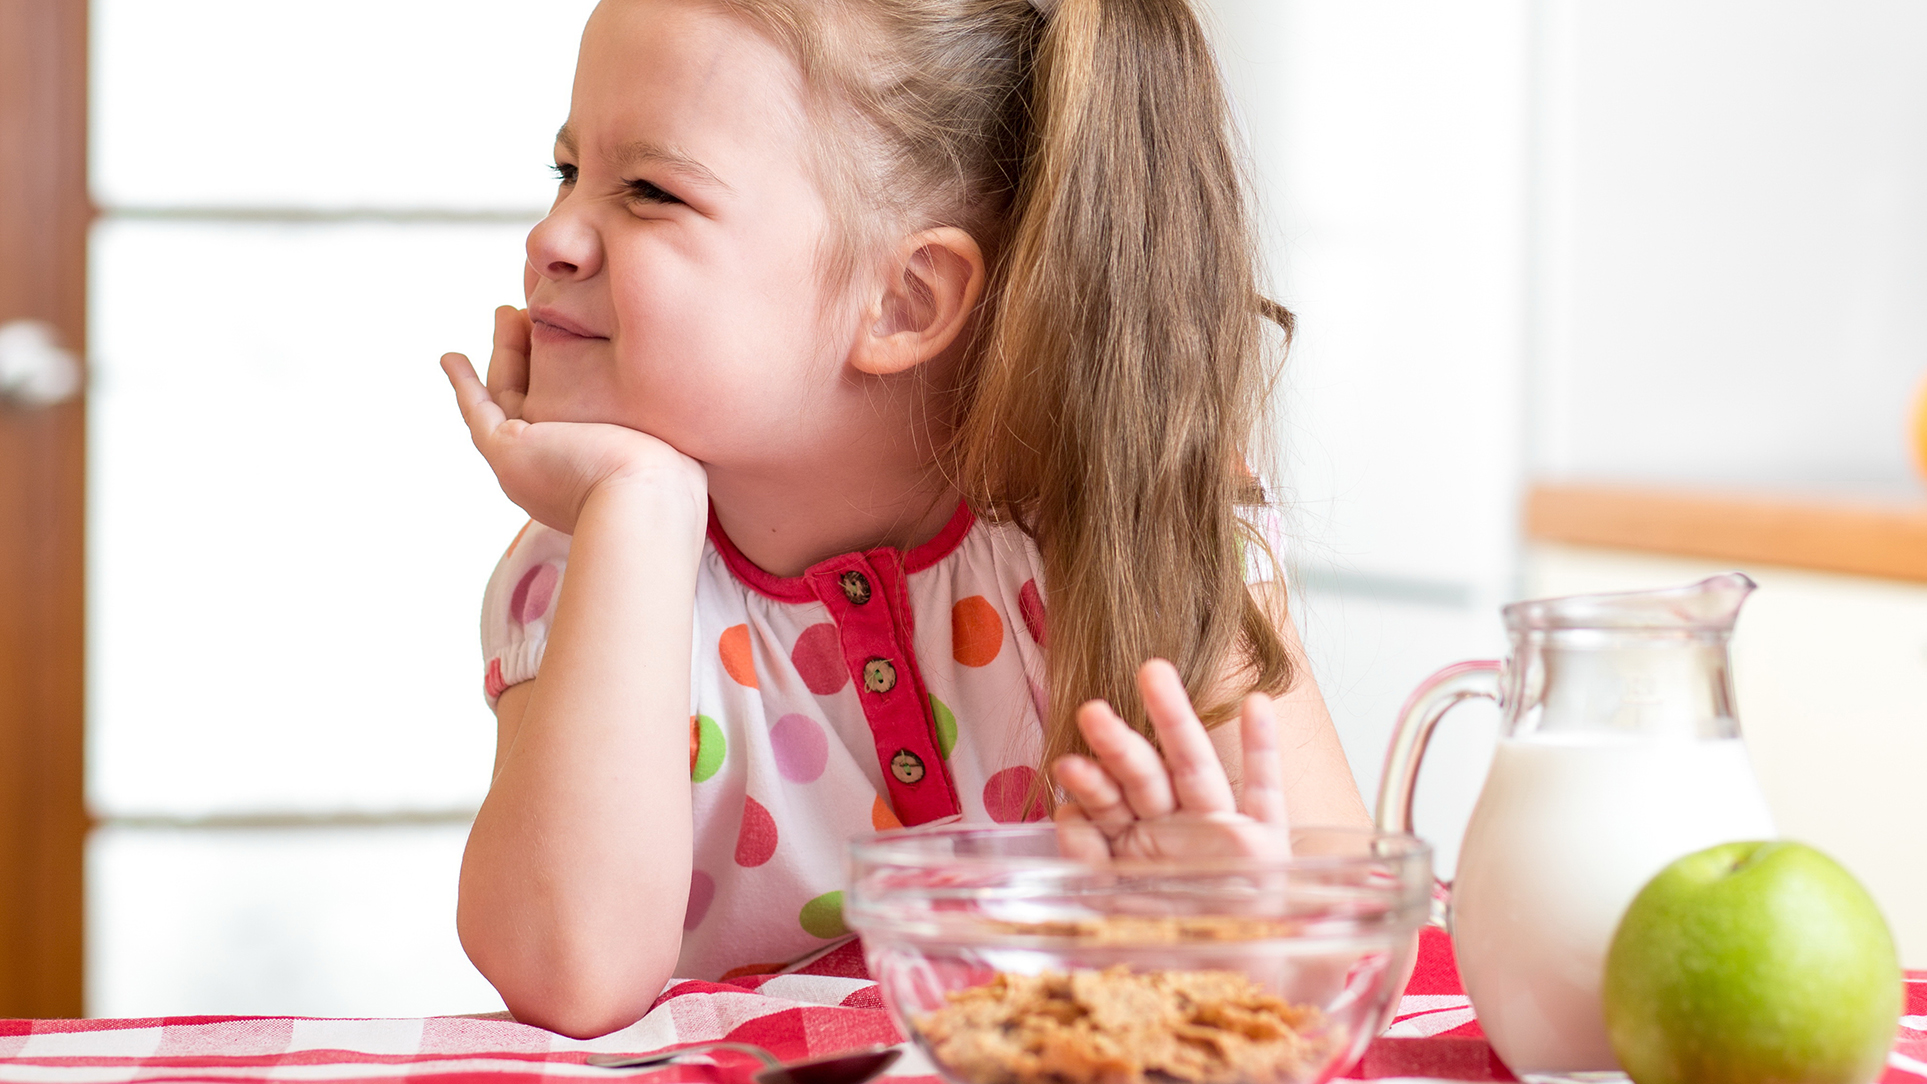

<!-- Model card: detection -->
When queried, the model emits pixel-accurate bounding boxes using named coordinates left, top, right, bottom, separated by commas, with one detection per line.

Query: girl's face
left=522, top=0, right=851, bottom=467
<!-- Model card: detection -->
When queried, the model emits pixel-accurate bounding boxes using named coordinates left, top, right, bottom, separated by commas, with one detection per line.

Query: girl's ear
left=851, top=227, right=986, bottom=376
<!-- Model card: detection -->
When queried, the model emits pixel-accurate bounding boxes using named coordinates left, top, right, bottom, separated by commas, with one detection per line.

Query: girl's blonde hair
left=716, top=0, right=1296, bottom=777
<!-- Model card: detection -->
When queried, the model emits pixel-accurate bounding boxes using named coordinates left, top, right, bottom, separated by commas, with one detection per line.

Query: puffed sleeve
left=1242, top=483, right=1290, bottom=586
left=479, top=520, right=572, bottom=706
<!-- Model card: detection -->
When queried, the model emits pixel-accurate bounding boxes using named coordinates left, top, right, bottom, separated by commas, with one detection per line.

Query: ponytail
left=955, top=0, right=1295, bottom=765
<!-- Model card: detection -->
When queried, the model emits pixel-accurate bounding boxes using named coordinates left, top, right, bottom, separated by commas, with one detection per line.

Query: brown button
left=890, top=749, right=926, bottom=784
left=863, top=657, right=898, bottom=694
left=839, top=570, right=872, bottom=605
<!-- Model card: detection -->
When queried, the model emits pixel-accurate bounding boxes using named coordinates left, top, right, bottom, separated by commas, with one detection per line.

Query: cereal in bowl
left=914, top=966, right=1338, bottom=1084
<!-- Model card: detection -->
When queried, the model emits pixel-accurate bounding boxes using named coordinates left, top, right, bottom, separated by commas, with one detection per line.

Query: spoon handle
left=588, top=1041, right=783, bottom=1070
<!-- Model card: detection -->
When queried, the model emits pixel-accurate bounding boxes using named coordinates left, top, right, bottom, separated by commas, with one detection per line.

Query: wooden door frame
left=0, top=0, right=89, bottom=1017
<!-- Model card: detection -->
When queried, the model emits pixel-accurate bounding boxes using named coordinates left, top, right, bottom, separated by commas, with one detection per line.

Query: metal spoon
left=586, top=1041, right=902, bottom=1084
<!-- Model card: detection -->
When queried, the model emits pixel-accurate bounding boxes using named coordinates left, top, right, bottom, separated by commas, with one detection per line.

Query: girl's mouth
left=528, top=306, right=608, bottom=343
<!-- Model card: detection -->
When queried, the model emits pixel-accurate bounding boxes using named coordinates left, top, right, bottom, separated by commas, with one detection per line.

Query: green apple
left=1602, top=841, right=1902, bottom=1084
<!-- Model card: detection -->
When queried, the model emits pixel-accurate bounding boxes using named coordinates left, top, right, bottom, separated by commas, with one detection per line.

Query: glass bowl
left=845, top=824, right=1432, bottom=1084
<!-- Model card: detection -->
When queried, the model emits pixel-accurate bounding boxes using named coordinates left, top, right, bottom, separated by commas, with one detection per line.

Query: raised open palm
left=1051, top=659, right=1290, bottom=860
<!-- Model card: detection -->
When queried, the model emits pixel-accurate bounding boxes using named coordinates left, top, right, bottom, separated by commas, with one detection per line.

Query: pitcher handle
left=1374, top=659, right=1502, bottom=928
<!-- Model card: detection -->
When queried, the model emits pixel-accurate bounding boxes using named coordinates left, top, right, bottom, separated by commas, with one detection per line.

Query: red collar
left=706, top=500, right=976, bottom=604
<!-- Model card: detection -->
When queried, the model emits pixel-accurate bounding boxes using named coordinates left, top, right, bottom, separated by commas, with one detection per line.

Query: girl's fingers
left=1137, top=660, right=1237, bottom=815
left=442, top=352, right=508, bottom=444
left=1051, top=753, right=1136, bottom=838
left=1236, top=692, right=1289, bottom=826
left=486, top=305, right=532, bottom=400
left=1074, top=698, right=1176, bottom=819
left=1050, top=802, right=1113, bottom=863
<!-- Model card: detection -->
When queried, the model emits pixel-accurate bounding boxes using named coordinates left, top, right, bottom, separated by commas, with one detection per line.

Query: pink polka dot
left=770, top=713, right=829, bottom=783
left=510, top=563, right=559, bottom=625
left=735, top=796, right=778, bottom=867
left=791, top=622, right=848, bottom=695
left=684, top=870, right=715, bottom=930
left=1019, top=579, right=1047, bottom=646
left=984, top=766, right=1046, bottom=823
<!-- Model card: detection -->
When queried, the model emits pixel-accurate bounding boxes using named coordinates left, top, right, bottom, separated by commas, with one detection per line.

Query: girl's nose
left=525, top=202, right=602, bottom=283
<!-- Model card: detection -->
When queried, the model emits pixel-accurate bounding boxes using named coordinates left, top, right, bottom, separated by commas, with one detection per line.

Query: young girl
left=442, top=0, right=1369, bottom=1039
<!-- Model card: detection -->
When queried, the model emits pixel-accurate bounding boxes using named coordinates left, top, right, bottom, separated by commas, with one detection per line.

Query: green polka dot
left=931, top=696, right=957, bottom=759
left=799, top=890, right=848, bottom=939
left=692, top=715, right=725, bottom=782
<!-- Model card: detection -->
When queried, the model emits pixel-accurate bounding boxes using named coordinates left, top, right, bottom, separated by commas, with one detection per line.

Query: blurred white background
left=1207, top=0, right=1927, bottom=964
left=87, top=0, right=598, bottom=1015
left=86, top=0, right=1927, bottom=1015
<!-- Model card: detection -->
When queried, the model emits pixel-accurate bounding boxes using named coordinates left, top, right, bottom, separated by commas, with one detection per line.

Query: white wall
left=1207, top=1, right=1927, bottom=883
left=1204, top=1, right=1533, bottom=874
left=1535, top=0, right=1927, bottom=490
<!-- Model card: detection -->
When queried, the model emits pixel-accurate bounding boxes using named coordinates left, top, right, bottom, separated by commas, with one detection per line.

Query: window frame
left=0, top=0, right=90, bottom=1017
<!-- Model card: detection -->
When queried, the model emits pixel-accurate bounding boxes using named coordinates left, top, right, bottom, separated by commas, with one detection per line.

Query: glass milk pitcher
left=1375, top=574, right=1777, bottom=1078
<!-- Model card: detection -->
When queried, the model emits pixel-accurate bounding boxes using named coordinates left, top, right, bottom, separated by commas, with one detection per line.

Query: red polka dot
left=720, top=624, right=758, bottom=688
left=684, top=870, right=715, bottom=930
left=483, top=658, right=508, bottom=700
left=1019, top=579, right=1047, bottom=646
left=510, top=563, right=559, bottom=625
left=983, top=766, right=1046, bottom=823
left=735, top=796, right=778, bottom=867
left=770, top=713, right=828, bottom=783
left=790, top=622, right=848, bottom=695
left=952, top=595, right=1004, bottom=667
left=871, top=795, right=902, bottom=831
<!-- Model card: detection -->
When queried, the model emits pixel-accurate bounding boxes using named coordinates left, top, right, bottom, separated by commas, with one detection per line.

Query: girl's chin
left=519, top=395, right=611, bottom=426
left=520, top=394, right=666, bottom=437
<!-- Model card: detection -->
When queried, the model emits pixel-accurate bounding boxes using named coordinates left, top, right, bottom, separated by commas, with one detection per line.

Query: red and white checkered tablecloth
left=2, top=932, right=1921, bottom=1084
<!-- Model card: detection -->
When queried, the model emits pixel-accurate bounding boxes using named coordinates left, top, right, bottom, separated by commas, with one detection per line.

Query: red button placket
left=807, top=552, right=959, bottom=825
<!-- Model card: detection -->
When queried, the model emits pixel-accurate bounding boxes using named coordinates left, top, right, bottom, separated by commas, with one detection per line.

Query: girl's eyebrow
left=554, top=124, right=731, bottom=194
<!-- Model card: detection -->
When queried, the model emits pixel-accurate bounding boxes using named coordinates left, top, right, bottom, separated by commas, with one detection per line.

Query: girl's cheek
left=607, top=238, right=686, bottom=318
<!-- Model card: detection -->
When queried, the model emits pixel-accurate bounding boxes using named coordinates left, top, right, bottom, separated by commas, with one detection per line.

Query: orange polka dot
left=871, top=795, right=902, bottom=831
left=502, top=519, right=533, bottom=560
left=720, top=624, right=757, bottom=688
left=689, top=716, right=699, bottom=775
left=952, top=595, right=1003, bottom=667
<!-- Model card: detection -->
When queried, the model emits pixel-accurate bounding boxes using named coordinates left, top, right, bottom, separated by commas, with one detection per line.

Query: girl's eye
left=626, top=179, right=683, bottom=206
left=549, top=162, right=578, bottom=185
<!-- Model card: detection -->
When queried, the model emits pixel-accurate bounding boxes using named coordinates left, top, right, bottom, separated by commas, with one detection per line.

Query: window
left=87, top=0, right=596, bottom=1015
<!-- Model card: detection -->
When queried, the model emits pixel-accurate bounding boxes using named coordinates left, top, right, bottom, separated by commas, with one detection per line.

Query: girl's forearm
left=457, top=476, right=705, bottom=1037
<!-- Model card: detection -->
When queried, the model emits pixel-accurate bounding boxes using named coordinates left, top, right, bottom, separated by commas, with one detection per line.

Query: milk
left=1450, top=734, right=1776, bottom=1075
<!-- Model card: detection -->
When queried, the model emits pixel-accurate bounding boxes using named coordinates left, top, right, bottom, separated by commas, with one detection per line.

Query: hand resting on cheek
left=1052, top=658, right=1291, bottom=862
left=441, top=305, right=708, bottom=536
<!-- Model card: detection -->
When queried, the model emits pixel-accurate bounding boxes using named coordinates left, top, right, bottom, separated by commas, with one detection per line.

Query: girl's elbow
left=458, top=913, right=677, bottom=1038
left=477, top=952, right=674, bottom=1038
left=501, top=987, right=660, bottom=1039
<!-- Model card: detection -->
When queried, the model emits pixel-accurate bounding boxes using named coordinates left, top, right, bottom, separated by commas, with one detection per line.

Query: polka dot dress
left=479, top=502, right=1051, bottom=981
